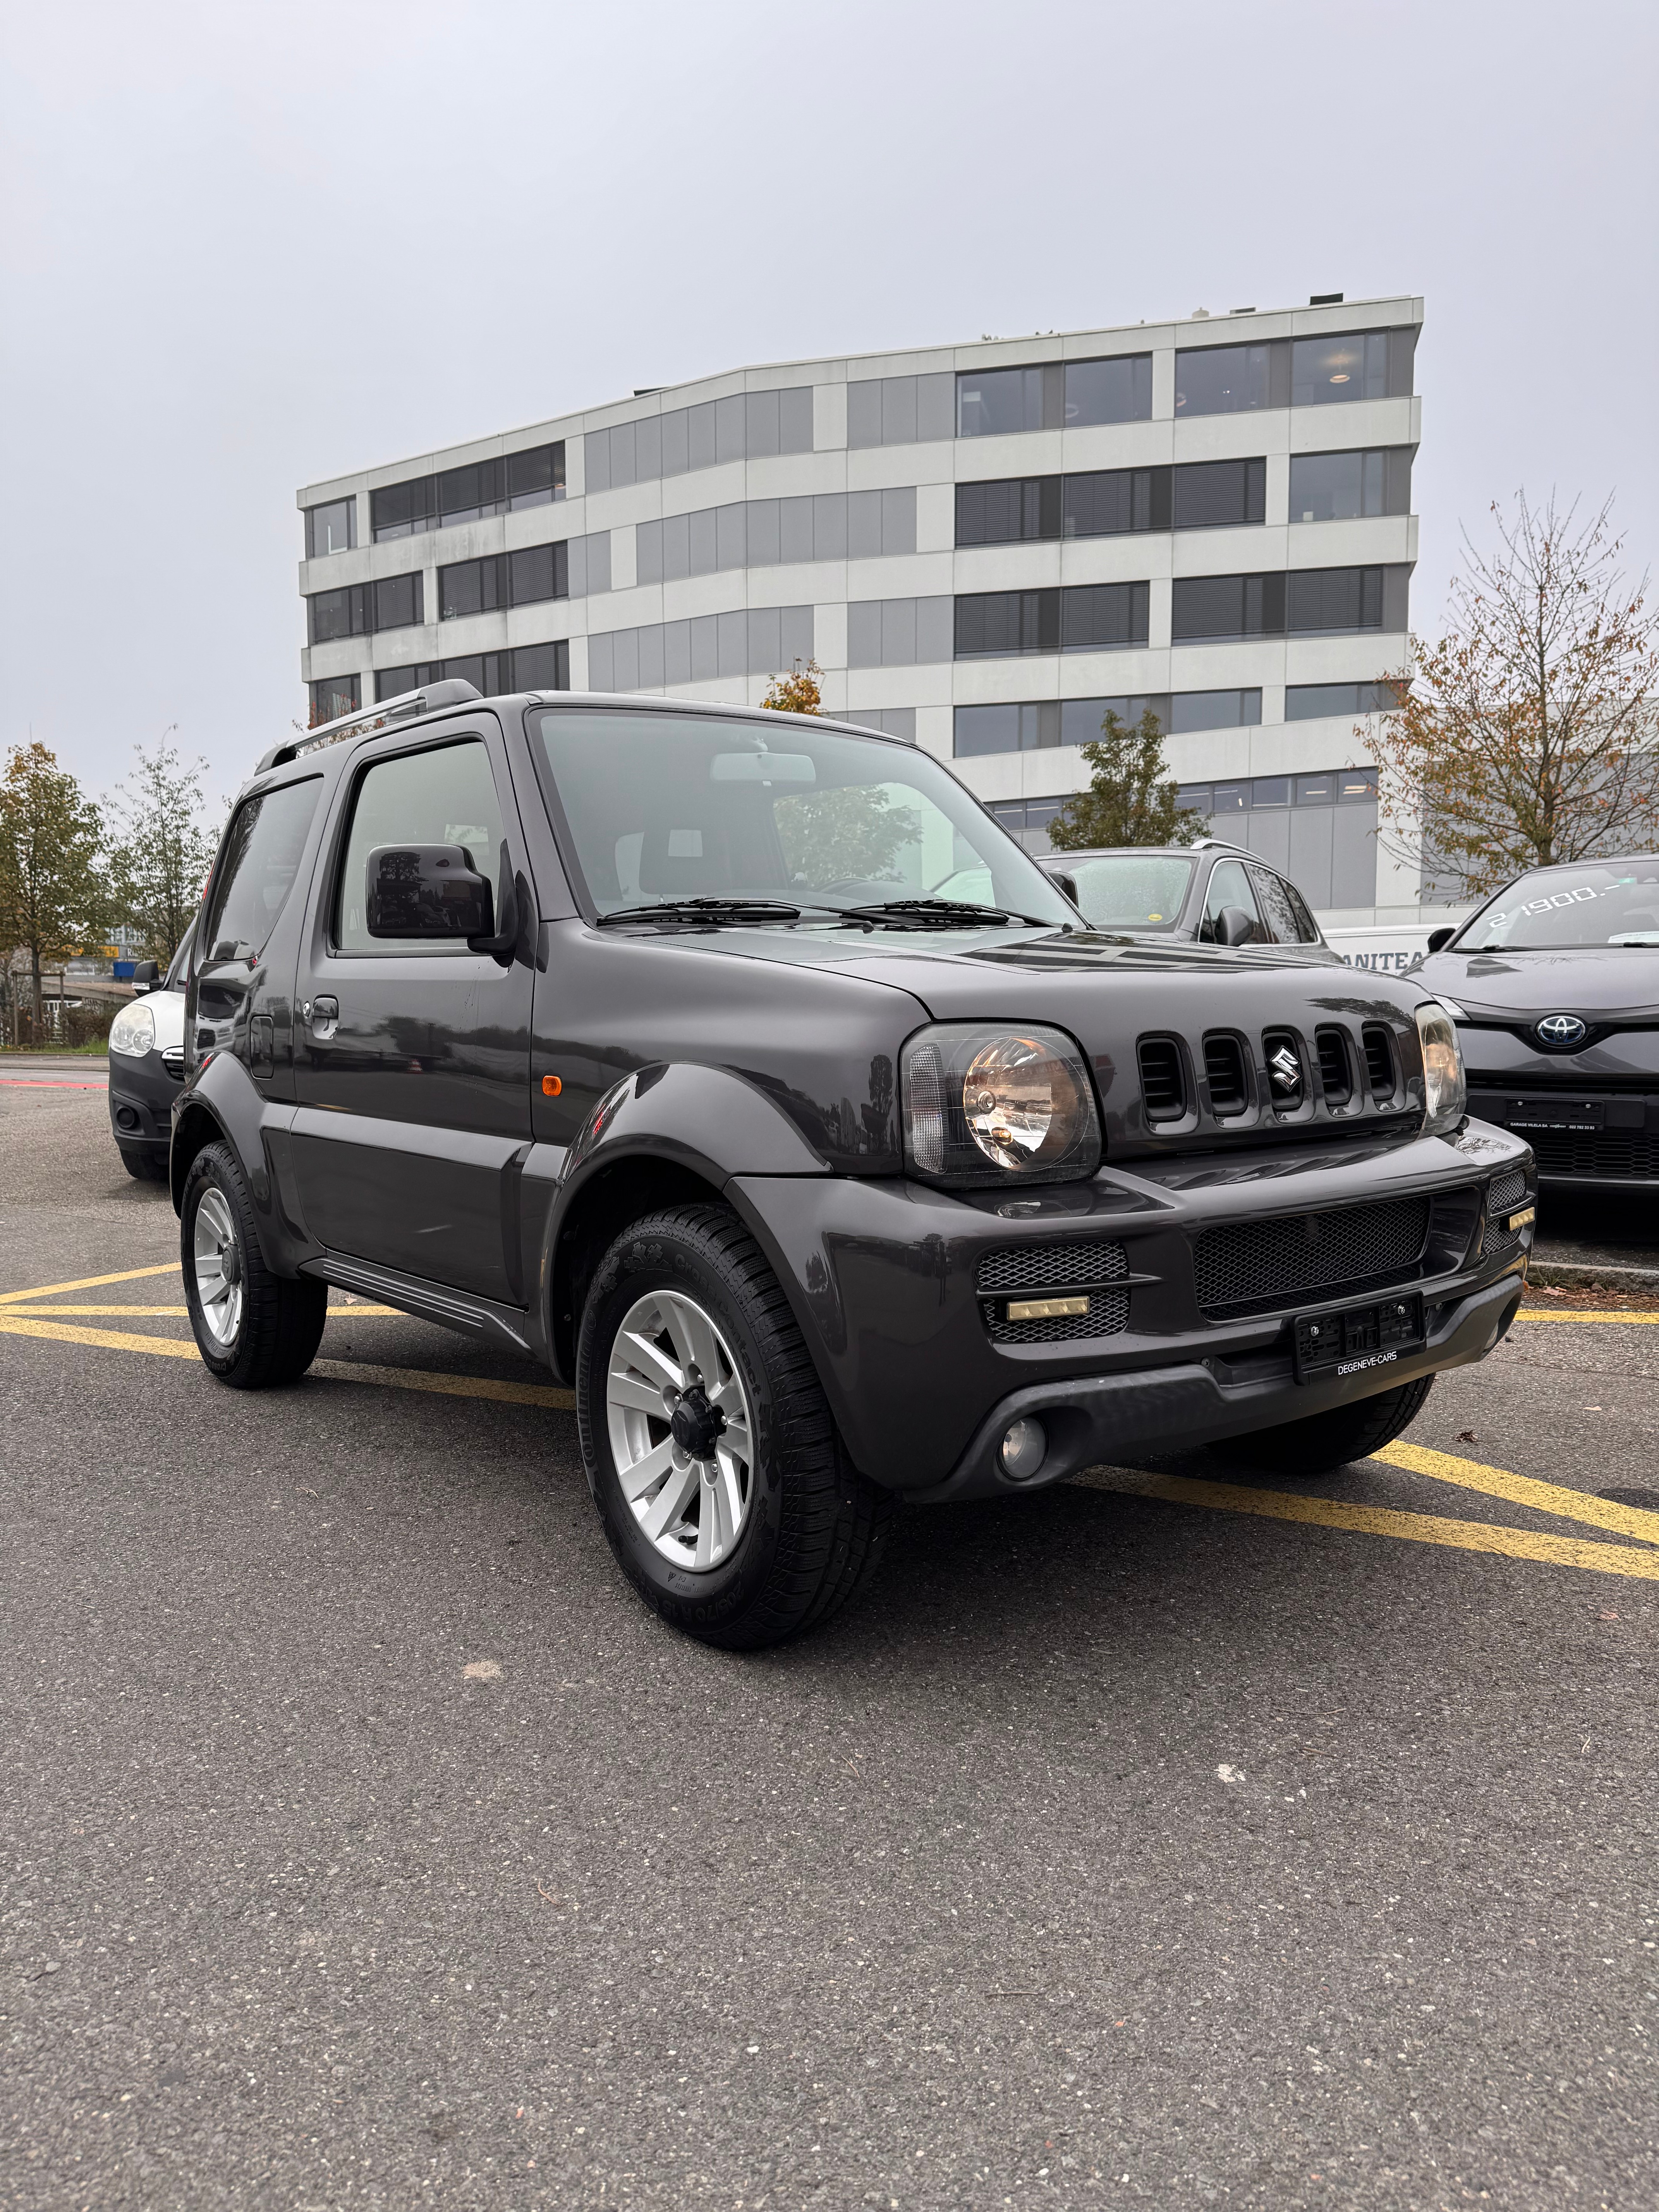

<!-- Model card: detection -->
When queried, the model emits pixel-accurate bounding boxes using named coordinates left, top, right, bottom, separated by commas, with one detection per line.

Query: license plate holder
left=1293, top=1291, right=1424, bottom=1382
left=1506, top=1096, right=1604, bottom=1132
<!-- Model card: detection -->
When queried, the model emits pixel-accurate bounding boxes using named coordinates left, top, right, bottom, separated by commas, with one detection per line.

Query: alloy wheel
left=605, top=1289, right=755, bottom=1571
left=192, top=1185, right=246, bottom=1348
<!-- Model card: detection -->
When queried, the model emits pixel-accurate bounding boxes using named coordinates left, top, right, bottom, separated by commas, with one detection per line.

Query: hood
left=1420, top=945, right=1659, bottom=1024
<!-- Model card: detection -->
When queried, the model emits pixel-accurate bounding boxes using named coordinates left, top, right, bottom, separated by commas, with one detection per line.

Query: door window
left=1247, top=864, right=1305, bottom=945
left=1283, top=879, right=1322, bottom=942
left=335, top=740, right=506, bottom=952
left=203, top=778, right=322, bottom=962
left=1199, top=859, right=1262, bottom=943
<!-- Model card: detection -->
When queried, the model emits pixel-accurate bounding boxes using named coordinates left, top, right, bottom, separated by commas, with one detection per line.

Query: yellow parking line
left=1515, top=1310, right=1659, bottom=1324
left=0, top=1311, right=574, bottom=1410
left=1072, top=1466, right=1659, bottom=1582
left=1376, top=1440, right=1659, bottom=1547
left=0, top=1263, right=176, bottom=1304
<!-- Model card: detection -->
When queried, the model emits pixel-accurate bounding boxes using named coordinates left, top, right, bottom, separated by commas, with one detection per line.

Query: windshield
left=1060, top=854, right=1195, bottom=932
left=1455, top=863, right=1659, bottom=950
left=528, top=709, right=1077, bottom=924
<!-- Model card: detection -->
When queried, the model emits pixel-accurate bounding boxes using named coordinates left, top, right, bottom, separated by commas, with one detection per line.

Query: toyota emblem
left=1535, top=1013, right=1587, bottom=1048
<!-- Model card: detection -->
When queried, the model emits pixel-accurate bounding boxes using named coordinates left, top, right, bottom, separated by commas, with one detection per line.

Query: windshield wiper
left=829, top=897, right=1060, bottom=931
left=596, top=897, right=802, bottom=928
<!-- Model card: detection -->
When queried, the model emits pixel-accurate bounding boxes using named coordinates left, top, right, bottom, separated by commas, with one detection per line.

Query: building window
left=436, top=536, right=608, bottom=620
left=306, top=571, right=424, bottom=645
left=847, top=597, right=955, bottom=668
left=1171, top=566, right=1406, bottom=641
left=308, top=674, right=360, bottom=726
left=373, top=641, right=568, bottom=702
left=1286, top=681, right=1406, bottom=720
left=955, top=356, right=1151, bottom=439
left=1290, top=448, right=1412, bottom=521
left=848, top=709, right=917, bottom=742
left=584, top=390, right=813, bottom=491
left=989, top=796, right=1069, bottom=851
left=953, top=584, right=1149, bottom=658
left=953, top=689, right=1259, bottom=757
left=1291, top=330, right=1415, bottom=405
left=1178, top=767, right=1378, bottom=814
left=1172, top=458, right=1266, bottom=529
left=1175, top=342, right=1287, bottom=416
left=957, top=477, right=1064, bottom=546
left=305, top=499, right=356, bottom=559
left=637, top=489, right=915, bottom=581
left=847, top=374, right=955, bottom=449
left=586, top=608, right=813, bottom=691
left=369, top=445, right=564, bottom=541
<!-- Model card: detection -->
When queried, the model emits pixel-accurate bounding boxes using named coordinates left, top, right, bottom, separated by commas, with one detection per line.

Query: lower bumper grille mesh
left=977, top=1239, right=1130, bottom=1343
left=1192, top=1197, right=1431, bottom=1320
left=1527, top=1129, right=1657, bottom=1180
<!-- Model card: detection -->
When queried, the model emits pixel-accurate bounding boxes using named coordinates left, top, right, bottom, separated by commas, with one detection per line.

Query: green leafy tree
left=1048, top=708, right=1206, bottom=851
left=106, top=731, right=218, bottom=963
left=0, top=741, right=112, bottom=1036
left=775, top=787, right=922, bottom=885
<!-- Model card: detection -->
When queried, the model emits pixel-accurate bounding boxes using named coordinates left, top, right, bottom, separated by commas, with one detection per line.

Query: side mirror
left=1426, top=926, right=1456, bottom=954
left=1217, top=905, right=1257, bottom=947
left=131, top=960, right=160, bottom=991
left=367, top=845, right=492, bottom=939
left=1049, top=870, right=1080, bottom=907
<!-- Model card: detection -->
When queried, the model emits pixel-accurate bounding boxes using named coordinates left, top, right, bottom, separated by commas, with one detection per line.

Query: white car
left=107, top=923, right=194, bottom=1181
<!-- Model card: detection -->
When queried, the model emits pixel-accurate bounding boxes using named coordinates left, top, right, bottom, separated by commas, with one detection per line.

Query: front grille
left=1192, top=1196, right=1432, bottom=1319
left=1362, top=1024, right=1397, bottom=1100
left=977, top=1239, right=1130, bottom=1343
left=160, top=1047, right=185, bottom=1079
left=1203, top=1034, right=1250, bottom=1115
left=1316, top=1026, right=1353, bottom=1104
left=1138, top=1038, right=1186, bottom=1123
left=1527, top=1129, right=1659, bottom=1180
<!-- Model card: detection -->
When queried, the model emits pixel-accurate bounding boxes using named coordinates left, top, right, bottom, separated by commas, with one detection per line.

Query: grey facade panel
left=1331, top=803, right=1378, bottom=907
left=847, top=380, right=883, bottom=450
left=915, top=595, right=954, bottom=665
left=1287, top=805, right=1336, bottom=909
left=847, top=601, right=883, bottom=668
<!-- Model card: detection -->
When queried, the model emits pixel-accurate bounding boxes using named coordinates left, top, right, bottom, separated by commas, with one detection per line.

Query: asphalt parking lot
left=2, top=1066, right=1656, bottom=2211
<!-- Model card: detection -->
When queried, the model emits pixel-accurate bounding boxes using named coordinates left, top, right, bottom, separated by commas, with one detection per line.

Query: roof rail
left=256, top=677, right=483, bottom=775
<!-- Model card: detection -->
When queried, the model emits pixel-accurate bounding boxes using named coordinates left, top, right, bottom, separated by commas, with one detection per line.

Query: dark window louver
left=1139, top=1037, right=1186, bottom=1123
left=1362, top=1024, right=1396, bottom=1099
left=1203, top=1034, right=1250, bottom=1115
left=1316, top=1026, right=1353, bottom=1104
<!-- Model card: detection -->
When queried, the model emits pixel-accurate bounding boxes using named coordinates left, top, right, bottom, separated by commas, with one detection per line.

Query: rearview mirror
left=366, top=845, right=492, bottom=939
left=1426, top=926, right=1455, bottom=953
left=1216, top=906, right=1257, bottom=947
left=709, top=752, right=816, bottom=784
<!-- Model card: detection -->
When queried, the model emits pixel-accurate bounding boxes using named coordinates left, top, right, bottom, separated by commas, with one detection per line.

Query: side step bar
left=301, top=1251, right=534, bottom=1355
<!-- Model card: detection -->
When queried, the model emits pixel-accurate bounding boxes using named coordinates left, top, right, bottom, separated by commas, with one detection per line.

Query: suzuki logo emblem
left=1535, top=1013, right=1587, bottom=1048
left=1269, top=1045, right=1302, bottom=1093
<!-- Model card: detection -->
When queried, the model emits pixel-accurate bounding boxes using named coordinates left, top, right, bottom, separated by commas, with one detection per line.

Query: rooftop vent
left=1310, top=292, right=1344, bottom=305
left=1228, top=306, right=1256, bottom=315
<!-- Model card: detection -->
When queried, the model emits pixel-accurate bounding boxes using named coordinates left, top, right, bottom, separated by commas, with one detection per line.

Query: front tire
left=1210, top=1374, right=1435, bottom=1479
left=576, top=1204, right=891, bottom=1650
left=181, top=1141, right=328, bottom=1388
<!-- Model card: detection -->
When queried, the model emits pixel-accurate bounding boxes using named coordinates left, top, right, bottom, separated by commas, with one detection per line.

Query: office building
left=296, top=293, right=1435, bottom=927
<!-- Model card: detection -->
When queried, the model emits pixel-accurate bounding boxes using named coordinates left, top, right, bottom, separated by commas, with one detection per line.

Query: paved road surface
left=1, top=1077, right=1655, bottom=2209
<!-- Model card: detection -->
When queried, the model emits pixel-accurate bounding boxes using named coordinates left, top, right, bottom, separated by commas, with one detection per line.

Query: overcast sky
left=2, top=0, right=1654, bottom=815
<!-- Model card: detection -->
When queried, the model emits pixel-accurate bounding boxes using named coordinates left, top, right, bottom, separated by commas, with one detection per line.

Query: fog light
left=116, top=1106, right=140, bottom=1130
left=999, top=1416, right=1047, bottom=1481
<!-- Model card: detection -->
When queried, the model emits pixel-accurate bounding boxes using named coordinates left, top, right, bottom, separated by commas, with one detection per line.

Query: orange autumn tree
left=759, top=659, right=823, bottom=715
left=1369, top=495, right=1659, bottom=900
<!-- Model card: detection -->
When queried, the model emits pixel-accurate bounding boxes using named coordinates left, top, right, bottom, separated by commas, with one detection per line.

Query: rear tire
left=1210, top=1374, right=1435, bottom=1479
left=181, top=1141, right=327, bottom=1388
left=118, top=1145, right=164, bottom=1182
left=576, top=1204, right=892, bottom=1650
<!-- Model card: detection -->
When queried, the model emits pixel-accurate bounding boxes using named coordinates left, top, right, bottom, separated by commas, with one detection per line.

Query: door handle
left=307, top=994, right=339, bottom=1040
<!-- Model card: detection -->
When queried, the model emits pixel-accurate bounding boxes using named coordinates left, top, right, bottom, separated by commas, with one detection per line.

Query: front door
left=289, top=723, right=534, bottom=1304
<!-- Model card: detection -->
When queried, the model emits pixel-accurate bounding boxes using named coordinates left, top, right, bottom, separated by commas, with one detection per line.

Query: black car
left=170, top=682, right=1532, bottom=1649
left=1039, top=841, right=1332, bottom=952
left=1418, top=857, right=1659, bottom=1187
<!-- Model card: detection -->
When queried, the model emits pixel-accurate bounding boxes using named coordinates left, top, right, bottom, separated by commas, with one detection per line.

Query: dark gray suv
left=172, top=683, right=1533, bottom=1648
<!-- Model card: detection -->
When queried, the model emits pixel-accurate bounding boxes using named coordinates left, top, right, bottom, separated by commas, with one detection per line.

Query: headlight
left=1414, top=1002, right=1466, bottom=1137
left=109, top=1001, right=156, bottom=1058
left=901, top=1023, right=1102, bottom=1185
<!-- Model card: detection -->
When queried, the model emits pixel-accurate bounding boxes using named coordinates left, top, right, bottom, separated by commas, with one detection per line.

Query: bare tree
left=1369, top=495, right=1659, bottom=899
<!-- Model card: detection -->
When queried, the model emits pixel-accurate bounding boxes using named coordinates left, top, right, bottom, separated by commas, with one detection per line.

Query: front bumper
left=728, top=1119, right=1535, bottom=1494
left=108, top=1048, right=183, bottom=1157
left=1468, top=1083, right=1657, bottom=1184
